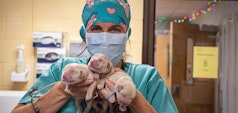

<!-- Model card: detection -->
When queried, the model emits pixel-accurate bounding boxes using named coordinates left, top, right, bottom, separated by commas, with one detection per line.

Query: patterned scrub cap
left=80, top=0, right=131, bottom=39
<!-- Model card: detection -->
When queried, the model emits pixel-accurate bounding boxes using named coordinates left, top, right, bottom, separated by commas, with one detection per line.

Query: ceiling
left=155, top=0, right=215, bottom=21
left=154, top=0, right=238, bottom=33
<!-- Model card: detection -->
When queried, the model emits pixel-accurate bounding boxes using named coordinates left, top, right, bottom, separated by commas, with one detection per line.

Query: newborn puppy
left=86, top=53, right=115, bottom=100
left=61, top=63, right=92, bottom=113
left=85, top=53, right=115, bottom=113
left=107, top=71, right=137, bottom=112
left=61, top=63, right=90, bottom=94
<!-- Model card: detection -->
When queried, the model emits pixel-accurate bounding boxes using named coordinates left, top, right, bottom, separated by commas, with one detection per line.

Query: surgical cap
left=80, top=0, right=131, bottom=39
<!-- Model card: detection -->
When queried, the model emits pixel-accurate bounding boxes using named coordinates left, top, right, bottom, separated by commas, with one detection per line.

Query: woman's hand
left=97, top=79, right=116, bottom=99
left=97, top=67, right=125, bottom=102
left=66, top=79, right=94, bottom=100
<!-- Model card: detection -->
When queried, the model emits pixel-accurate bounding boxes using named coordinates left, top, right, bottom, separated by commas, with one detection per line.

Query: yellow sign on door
left=193, top=46, right=218, bottom=78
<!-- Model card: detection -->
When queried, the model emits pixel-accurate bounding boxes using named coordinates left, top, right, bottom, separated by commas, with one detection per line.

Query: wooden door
left=155, top=35, right=171, bottom=91
left=156, top=22, right=217, bottom=113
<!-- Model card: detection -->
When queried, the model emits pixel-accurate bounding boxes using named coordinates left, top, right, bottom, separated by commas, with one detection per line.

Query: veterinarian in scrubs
left=11, top=0, right=178, bottom=113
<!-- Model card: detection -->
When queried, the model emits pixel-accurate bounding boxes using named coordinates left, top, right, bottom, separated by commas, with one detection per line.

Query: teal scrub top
left=19, top=57, right=178, bottom=113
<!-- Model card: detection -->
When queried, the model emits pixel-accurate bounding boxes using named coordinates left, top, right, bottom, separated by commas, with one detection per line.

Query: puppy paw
left=108, top=96, right=115, bottom=103
left=64, top=88, right=72, bottom=95
left=97, top=84, right=104, bottom=89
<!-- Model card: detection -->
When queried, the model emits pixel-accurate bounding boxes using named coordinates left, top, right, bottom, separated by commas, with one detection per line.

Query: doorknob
left=173, top=84, right=180, bottom=97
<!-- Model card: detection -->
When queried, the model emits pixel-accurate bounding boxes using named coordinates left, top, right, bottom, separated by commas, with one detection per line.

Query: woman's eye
left=109, top=26, right=124, bottom=33
left=89, top=26, right=102, bottom=32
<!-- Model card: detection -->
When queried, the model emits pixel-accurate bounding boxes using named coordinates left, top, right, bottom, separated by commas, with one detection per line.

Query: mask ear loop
left=82, top=23, right=89, bottom=44
left=75, top=42, right=88, bottom=57
left=83, top=23, right=87, bottom=33
left=83, top=23, right=90, bottom=41
left=123, top=27, right=132, bottom=62
left=80, top=22, right=89, bottom=39
left=77, top=24, right=89, bottom=57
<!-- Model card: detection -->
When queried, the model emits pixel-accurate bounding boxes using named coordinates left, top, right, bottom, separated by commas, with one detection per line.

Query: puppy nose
left=119, top=99, right=130, bottom=106
left=62, top=72, right=73, bottom=81
left=90, top=60, right=99, bottom=67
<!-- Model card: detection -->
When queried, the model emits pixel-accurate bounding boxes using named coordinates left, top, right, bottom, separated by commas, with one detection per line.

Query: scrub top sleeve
left=149, top=72, right=179, bottom=113
left=127, top=63, right=178, bottom=113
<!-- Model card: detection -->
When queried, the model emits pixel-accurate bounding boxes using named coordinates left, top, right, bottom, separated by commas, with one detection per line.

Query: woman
left=11, top=0, right=178, bottom=113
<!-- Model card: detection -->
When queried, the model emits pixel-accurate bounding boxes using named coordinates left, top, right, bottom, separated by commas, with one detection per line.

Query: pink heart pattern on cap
left=107, top=8, right=116, bottom=14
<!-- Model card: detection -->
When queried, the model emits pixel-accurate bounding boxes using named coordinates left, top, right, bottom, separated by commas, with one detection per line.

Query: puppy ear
left=79, top=71, right=84, bottom=78
left=117, top=85, right=124, bottom=92
left=107, top=62, right=111, bottom=69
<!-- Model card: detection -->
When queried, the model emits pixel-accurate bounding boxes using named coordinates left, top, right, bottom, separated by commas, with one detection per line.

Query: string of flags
left=154, top=0, right=220, bottom=24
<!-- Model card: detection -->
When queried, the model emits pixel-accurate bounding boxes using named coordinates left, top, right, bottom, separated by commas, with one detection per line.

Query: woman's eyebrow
left=110, top=25, right=125, bottom=32
left=111, top=25, right=123, bottom=28
left=89, top=25, right=101, bottom=29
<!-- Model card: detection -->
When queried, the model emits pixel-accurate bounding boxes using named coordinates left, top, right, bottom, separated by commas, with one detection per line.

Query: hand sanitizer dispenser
left=11, top=44, right=29, bottom=82
left=16, top=44, right=26, bottom=73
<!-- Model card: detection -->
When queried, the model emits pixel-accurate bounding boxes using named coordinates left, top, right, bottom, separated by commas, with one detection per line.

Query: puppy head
left=88, top=53, right=113, bottom=74
left=116, top=78, right=137, bottom=106
left=61, top=63, right=89, bottom=85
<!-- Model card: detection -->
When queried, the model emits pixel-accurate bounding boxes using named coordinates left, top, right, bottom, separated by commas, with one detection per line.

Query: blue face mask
left=86, top=32, right=128, bottom=66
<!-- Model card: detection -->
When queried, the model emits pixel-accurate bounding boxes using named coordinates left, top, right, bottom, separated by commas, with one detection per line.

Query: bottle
left=16, top=44, right=26, bottom=73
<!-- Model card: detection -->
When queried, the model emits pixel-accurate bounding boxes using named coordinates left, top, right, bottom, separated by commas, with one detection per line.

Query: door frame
left=142, top=0, right=156, bottom=65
